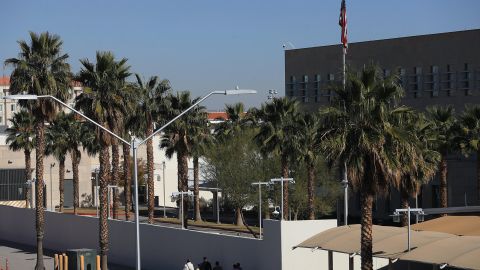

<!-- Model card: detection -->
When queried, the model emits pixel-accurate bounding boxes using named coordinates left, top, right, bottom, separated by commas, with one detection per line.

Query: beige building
left=0, top=77, right=214, bottom=214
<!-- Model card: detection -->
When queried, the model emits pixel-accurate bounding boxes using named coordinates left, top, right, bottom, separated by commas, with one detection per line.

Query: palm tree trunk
left=307, top=162, right=315, bottom=220
left=111, top=143, right=120, bottom=219
left=71, top=151, right=80, bottom=215
left=281, top=153, right=289, bottom=220
left=477, top=148, right=480, bottom=205
left=59, top=159, right=65, bottom=213
left=24, top=149, right=31, bottom=208
left=123, top=142, right=132, bottom=221
left=99, top=144, right=111, bottom=270
left=177, top=150, right=189, bottom=229
left=439, top=155, right=448, bottom=216
left=193, top=156, right=202, bottom=222
left=146, top=120, right=155, bottom=224
left=400, top=184, right=409, bottom=227
left=360, top=190, right=374, bottom=270
left=34, top=121, right=45, bottom=270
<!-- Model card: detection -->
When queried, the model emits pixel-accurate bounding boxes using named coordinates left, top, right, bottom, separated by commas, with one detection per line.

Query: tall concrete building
left=285, top=29, right=480, bottom=223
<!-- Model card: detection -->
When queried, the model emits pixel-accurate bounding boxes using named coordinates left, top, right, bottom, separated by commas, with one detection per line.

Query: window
left=328, top=74, right=335, bottom=81
left=303, top=75, right=308, bottom=83
left=0, top=104, right=3, bottom=112
left=0, top=116, right=3, bottom=124
left=11, top=104, right=16, bottom=112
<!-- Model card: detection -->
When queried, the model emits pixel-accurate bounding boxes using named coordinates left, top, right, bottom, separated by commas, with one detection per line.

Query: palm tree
left=5, top=31, right=71, bottom=270
left=121, top=112, right=136, bottom=221
left=45, top=112, right=71, bottom=213
left=75, top=51, right=130, bottom=270
left=294, top=112, right=322, bottom=220
left=426, top=105, right=457, bottom=211
left=133, top=74, right=171, bottom=223
left=255, top=97, right=300, bottom=219
left=319, top=66, right=416, bottom=270
left=394, top=114, right=440, bottom=226
left=5, top=110, right=35, bottom=208
left=459, top=105, right=480, bottom=204
left=190, top=109, right=211, bottom=222
left=161, top=91, right=205, bottom=229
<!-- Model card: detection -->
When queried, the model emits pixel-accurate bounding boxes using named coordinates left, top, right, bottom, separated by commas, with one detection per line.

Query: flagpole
left=342, top=46, right=348, bottom=226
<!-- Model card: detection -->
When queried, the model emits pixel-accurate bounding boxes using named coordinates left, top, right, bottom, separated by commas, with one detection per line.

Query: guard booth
left=66, top=249, right=97, bottom=270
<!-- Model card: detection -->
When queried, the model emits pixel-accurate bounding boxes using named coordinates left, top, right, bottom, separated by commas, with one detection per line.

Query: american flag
left=339, top=0, right=348, bottom=50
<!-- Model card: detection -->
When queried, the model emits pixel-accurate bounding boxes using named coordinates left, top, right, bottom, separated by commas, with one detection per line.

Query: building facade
left=285, top=29, right=480, bottom=222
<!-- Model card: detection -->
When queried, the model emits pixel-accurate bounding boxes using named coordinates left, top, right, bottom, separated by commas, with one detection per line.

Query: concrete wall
left=0, top=205, right=391, bottom=270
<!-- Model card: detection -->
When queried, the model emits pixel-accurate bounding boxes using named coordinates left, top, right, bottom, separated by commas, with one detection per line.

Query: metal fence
left=0, top=169, right=26, bottom=201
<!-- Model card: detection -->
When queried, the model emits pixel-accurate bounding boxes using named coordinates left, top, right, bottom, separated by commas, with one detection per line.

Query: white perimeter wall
left=0, top=205, right=389, bottom=270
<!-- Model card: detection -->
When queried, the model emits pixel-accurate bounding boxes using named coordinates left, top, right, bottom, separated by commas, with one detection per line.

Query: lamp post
left=171, top=191, right=193, bottom=229
left=341, top=162, right=348, bottom=225
left=162, top=161, right=167, bottom=218
left=270, top=177, right=294, bottom=220
left=49, top=163, right=55, bottom=212
left=4, top=89, right=256, bottom=270
left=251, top=182, right=269, bottom=238
left=392, top=207, right=425, bottom=251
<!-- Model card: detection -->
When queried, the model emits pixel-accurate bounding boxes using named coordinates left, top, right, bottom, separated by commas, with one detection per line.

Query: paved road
left=0, top=239, right=133, bottom=270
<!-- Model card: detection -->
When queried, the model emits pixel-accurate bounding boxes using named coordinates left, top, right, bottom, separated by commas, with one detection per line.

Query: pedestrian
left=200, top=257, right=212, bottom=270
left=213, top=261, right=223, bottom=270
left=183, top=259, right=195, bottom=270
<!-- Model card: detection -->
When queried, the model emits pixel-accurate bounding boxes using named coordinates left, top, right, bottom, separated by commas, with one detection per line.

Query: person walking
left=183, top=259, right=195, bottom=270
left=200, top=257, right=212, bottom=270
left=212, top=261, right=223, bottom=270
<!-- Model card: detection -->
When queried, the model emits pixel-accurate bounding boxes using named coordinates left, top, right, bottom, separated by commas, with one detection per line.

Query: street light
left=392, top=207, right=426, bottom=251
left=270, top=177, right=294, bottom=221
left=251, top=182, right=270, bottom=238
left=4, top=88, right=256, bottom=270
left=49, top=163, right=55, bottom=212
left=171, top=191, right=193, bottom=229
left=162, top=161, right=167, bottom=218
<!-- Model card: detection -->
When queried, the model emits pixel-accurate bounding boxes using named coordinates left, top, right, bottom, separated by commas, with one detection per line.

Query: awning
left=294, top=224, right=480, bottom=269
left=411, top=215, right=480, bottom=236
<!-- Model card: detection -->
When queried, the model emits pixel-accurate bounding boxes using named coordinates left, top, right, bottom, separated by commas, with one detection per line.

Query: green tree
left=426, top=105, right=457, bottom=211
left=75, top=51, right=130, bottom=270
left=394, top=114, right=440, bottom=226
left=319, top=66, right=416, bottom=270
left=289, top=159, right=340, bottom=220
left=5, top=31, right=71, bottom=270
left=5, top=110, right=35, bottom=208
left=204, top=128, right=264, bottom=236
left=160, top=91, right=205, bottom=229
left=45, top=112, right=71, bottom=213
left=459, top=105, right=480, bottom=204
left=190, top=111, right=211, bottom=222
left=133, top=74, right=171, bottom=223
left=255, top=97, right=300, bottom=219
left=293, top=112, right=323, bottom=219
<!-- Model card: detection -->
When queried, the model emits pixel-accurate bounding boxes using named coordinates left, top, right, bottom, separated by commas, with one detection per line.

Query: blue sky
left=2, top=0, right=479, bottom=110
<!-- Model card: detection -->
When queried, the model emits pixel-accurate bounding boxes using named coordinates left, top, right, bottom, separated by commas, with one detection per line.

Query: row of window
left=287, top=64, right=480, bottom=102
left=0, top=104, right=17, bottom=112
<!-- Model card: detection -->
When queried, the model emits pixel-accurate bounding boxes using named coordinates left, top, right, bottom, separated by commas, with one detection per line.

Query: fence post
left=64, top=255, right=68, bottom=270
left=54, top=254, right=59, bottom=270
left=96, top=255, right=101, bottom=270
left=59, top=255, right=64, bottom=270
left=80, top=255, right=84, bottom=270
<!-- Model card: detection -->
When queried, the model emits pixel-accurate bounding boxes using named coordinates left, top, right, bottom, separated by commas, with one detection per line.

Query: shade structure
left=400, top=235, right=480, bottom=269
left=411, top=215, right=480, bottom=236
left=294, top=223, right=480, bottom=269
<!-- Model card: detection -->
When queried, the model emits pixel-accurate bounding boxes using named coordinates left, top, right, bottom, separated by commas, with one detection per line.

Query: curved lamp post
left=4, top=88, right=256, bottom=270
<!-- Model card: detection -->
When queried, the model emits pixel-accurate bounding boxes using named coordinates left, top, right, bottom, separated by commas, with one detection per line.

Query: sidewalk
left=0, top=239, right=133, bottom=270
